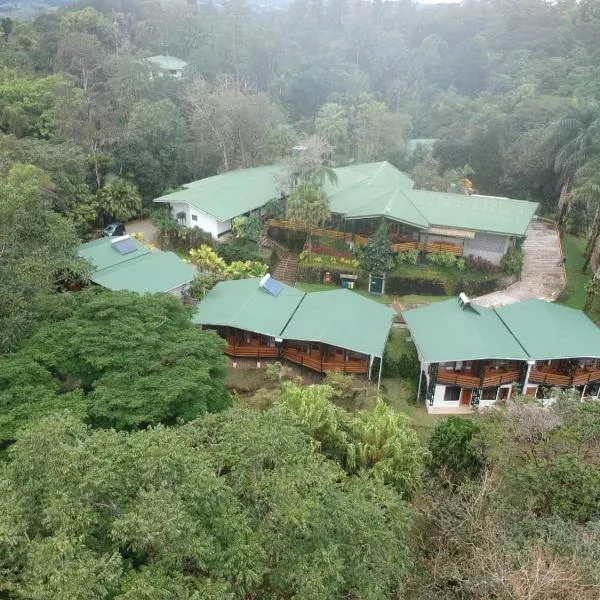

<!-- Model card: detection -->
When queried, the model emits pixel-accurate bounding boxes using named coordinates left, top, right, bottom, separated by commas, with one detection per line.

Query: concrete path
left=475, top=219, right=566, bottom=308
left=127, top=219, right=159, bottom=245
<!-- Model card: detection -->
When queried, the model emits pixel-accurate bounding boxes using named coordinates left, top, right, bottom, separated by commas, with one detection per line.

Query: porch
left=218, top=328, right=280, bottom=359
left=529, top=360, right=600, bottom=387
left=282, top=340, right=369, bottom=374
left=266, top=219, right=463, bottom=256
left=435, top=361, right=521, bottom=389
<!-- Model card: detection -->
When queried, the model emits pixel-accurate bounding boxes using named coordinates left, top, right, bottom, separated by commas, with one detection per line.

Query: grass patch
left=558, top=234, right=593, bottom=309
left=381, top=378, right=440, bottom=441
left=385, top=328, right=414, bottom=360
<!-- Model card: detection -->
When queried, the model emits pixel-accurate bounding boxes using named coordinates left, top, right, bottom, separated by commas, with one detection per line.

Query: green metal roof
left=78, top=236, right=149, bottom=271
left=193, top=280, right=393, bottom=357
left=91, top=251, right=196, bottom=294
left=407, top=190, right=538, bottom=236
left=192, top=278, right=305, bottom=338
left=496, top=300, right=600, bottom=360
left=281, top=289, right=394, bottom=358
left=153, top=160, right=536, bottom=236
left=402, top=299, right=530, bottom=363
left=154, top=165, right=281, bottom=222
left=145, top=55, right=188, bottom=70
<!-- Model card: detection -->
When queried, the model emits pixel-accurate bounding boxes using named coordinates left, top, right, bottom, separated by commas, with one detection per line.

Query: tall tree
left=286, top=181, right=330, bottom=254
left=0, top=164, right=88, bottom=352
left=96, top=176, right=142, bottom=222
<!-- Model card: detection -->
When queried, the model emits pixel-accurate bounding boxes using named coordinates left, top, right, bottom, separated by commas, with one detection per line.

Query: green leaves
left=357, top=222, right=395, bottom=275
left=0, top=409, right=414, bottom=598
left=0, top=291, right=231, bottom=440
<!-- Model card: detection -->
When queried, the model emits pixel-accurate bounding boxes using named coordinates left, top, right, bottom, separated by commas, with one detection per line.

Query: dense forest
left=2, top=0, right=600, bottom=597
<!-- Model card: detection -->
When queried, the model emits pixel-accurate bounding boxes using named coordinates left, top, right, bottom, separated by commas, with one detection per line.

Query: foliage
left=0, top=291, right=231, bottom=440
left=298, top=252, right=360, bottom=271
left=301, top=242, right=352, bottom=259
left=428, top=417, right=484, bottom=482
left=188, top=272, right=218, bottom=299
left=0, top=163, right=89, bottom=352
left=382, top=346, right=420, bottom=382
left=357, top=223, right=396, bottom=275
left=96, top=176, right=142, bottom=223
left=0, top=410, right=414, bottom=598
left=425, top=251, right=466, bottom=271
left=463, top=255, right=501, bottom=273
left=188, top=244, right=227, bottom=274
left=216, top=238, right=263, bottom=264
left=223, top=260, right=268, bottom=279
left=278, top=383, right=427, bottom=498
left=396, top=250, right=419, bottom=265
left=500, top=247, right=524, bottom=275
left=286, top=181, right=330, bottom=254
left=231, top=215, right=262, bottom=242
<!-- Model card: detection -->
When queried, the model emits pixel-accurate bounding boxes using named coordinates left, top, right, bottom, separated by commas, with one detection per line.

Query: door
left=459, top=388, right=472, bottom=406
left=369, top=275, right=384, bottom=295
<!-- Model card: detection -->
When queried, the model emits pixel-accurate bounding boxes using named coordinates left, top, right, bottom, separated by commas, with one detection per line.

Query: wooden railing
left=437, top=368, right=520, bottom=389
left=572, top=368, right=600, bottom=386
left=528, top=369, right=571, bottom=387
left=268, top=219, right=462, bottom=256
left=282, top=349, right=368, bottom=374
left=225, top=344, right=279, bottom=358
left=391, top=241, right=463, bottom=256
left=268, top=219, right=369, bottom=245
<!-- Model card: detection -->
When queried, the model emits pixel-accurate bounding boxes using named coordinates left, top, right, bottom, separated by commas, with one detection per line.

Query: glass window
left=191, top=214, right=198, bottom=221
left=444, top=386, right=461, bottom=402
left=481, top=387, right=499, bottom=401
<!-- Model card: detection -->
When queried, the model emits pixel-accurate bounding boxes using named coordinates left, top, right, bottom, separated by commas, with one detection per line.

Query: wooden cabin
left=403, top=296, right=600, bottom=414
left=193, top=277, right=393, bottom=379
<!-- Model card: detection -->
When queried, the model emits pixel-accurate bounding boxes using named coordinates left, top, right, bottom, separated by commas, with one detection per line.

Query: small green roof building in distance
left=145, top=55, right=189, bottom=78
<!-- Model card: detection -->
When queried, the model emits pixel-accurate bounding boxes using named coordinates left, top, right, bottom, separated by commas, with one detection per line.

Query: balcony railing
left=282, top=349, right=368, bottom=374
left=225, top=344, right=279, bottom=358
left=528, top=368, right=571, bottom=387
left=572, top=368, right=600, bottom=386
left=267, top=220, right=463, bottom=256
left=436, top=368, right=521, bottom=389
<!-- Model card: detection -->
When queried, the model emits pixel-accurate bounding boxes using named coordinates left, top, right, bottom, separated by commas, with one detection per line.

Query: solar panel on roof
left=113, top=237, right=138, bottom=255
left=259, top=274, right=283, bottom=297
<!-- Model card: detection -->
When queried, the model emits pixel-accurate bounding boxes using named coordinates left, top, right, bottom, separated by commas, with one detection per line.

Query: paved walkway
left=475, top=219, right=566, bottom=308
left=127, top=219, right=159, bottom=245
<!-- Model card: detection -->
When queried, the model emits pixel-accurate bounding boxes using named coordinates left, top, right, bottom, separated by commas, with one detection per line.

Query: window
left=176, top=211, right=186, bottom=226
left=444, top=386, right=461, bottom=402
left=191, top=214, right=198, bottom=222
left=481, top=387, right=499, bottom=401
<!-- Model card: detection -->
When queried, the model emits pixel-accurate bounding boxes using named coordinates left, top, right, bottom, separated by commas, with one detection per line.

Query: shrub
left=425, top=251, right=461, bottom=269
left=189, top=273, right=218, bottom=299
left=223, top=260, right=268, bottom=279
left=188, top=245, right=226, bottom=274
left=382, top=345, right=420, bottom=381
left=500, top=248, right=523, bottom=275
left=302, top=243, right=353, bottom=259
left=299, top=251, right=361, bottom=270
left=396, top=250, right=419, bottom=265
left=428, top=417, right=484, bottom=481
left=464, top=255, right=500, bottom=273
left=216, top=239, right=262, bottom=263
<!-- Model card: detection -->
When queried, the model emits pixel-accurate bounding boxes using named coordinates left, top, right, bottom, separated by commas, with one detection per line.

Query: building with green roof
left=402, top=296, right=600, bottom=414
left=193, top=277, right=394, bottom=380
left=153, top=160, right=537, bottom=265
left=78, top=236, right=196, bottom=297
left=145, top=55, right=188, bottom=78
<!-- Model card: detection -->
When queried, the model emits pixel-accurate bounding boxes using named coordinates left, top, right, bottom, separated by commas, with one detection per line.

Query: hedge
left=382, top=346, right=420, bottom=381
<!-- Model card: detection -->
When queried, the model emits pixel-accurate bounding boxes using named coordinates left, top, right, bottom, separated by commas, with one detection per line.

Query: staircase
left=260, top=233, right=299, bottom=287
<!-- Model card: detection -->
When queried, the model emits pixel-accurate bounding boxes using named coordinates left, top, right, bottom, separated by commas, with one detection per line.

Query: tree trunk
left=307, top=227, right=312, bottom=257
left=583, top=213, right=600, bottom=272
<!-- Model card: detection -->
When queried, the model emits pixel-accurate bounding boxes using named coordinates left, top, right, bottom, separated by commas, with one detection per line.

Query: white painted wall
left=169, top=203, right=230, bottom=239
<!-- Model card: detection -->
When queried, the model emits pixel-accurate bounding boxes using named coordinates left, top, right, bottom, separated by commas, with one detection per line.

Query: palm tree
left=549, top=98, right=600, bottom=215
left=97, top=177, right=142, bottom=223
left=286, top=181, right=330, bottom=255
left=570, top=159, right=600, bottom=271
left=306, top=163, right=338, bottom=189
left=315, top=102, right=348, bottom=149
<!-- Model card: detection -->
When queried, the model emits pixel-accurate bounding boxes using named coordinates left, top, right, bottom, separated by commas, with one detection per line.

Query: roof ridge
left=398, top=188, right=430, bottom=228
left=492, top=307, right=532, bottom=359
left=279, top=291, right=308, bottom=337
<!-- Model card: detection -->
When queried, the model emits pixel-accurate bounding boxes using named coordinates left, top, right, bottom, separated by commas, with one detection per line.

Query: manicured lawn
left=295, top=282, right=450, bottom=306
left=558, top=234, right=592, bottom=309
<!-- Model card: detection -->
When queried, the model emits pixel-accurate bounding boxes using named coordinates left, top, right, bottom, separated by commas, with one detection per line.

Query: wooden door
left=459, top=388, right=472, bottom=406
